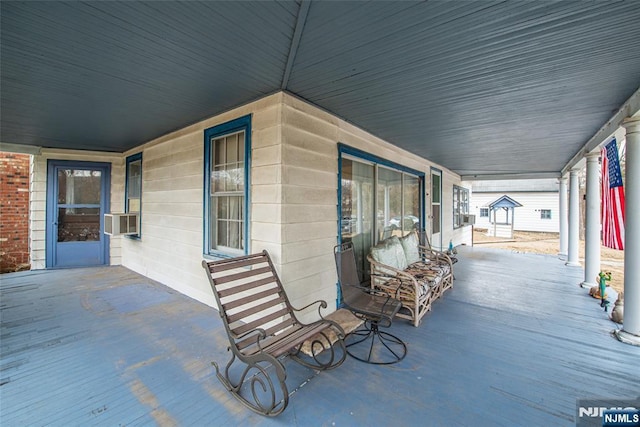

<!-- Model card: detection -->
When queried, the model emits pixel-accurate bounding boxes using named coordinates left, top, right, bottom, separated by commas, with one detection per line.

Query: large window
left=453, top=185, right=469, bottom=229
left=125, top=153, right=142, bottom=238
left=204, top=116, right=251, bottom=256
left=339, top=145, right=424, bottom=281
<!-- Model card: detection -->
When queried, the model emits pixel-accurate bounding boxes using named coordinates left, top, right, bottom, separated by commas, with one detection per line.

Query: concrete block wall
left=0, top=152, right=30, bottom=272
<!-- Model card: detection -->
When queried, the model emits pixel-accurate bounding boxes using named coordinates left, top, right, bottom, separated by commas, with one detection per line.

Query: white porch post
left=566, top=168, right=581, bottom=267
left=582, top=153, right=601, bottom=288
left=615, top=118, right=640, bottom=345
left=558, top=176, right=568, bottom=257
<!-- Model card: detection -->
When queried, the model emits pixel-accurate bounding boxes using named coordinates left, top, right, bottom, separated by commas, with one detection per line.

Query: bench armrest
left=418, top=244, right=453, bottom=270
left=367, top=254, right=422, bottom=297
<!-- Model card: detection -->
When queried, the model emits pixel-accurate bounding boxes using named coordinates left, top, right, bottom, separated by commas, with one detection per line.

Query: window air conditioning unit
left=461, top=214, right=476, bottom=225
left=104, top=213, right=139, bottom=236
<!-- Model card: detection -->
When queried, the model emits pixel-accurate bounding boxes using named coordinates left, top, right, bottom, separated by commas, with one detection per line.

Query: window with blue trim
left=125, top=153, right=142, bottom=238
left=204, top=116, right=251, bottom=256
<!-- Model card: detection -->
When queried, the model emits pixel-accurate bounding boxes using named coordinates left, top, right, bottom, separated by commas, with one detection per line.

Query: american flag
left=600, top=138, right=625, bottom=250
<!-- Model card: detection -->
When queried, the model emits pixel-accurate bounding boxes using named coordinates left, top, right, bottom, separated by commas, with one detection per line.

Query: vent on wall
left=104, top=213, right=139, bottom=236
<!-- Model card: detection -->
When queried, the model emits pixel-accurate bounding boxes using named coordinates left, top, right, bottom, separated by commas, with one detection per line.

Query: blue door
left=46, top=161, right=110, bottom=268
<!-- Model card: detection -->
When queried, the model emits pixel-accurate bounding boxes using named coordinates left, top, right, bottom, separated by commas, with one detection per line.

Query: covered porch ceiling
left=2, top=1, right=639, bottom=179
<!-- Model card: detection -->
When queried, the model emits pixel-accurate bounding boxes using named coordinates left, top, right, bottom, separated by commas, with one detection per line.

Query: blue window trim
left=203, top=115, right=252, bottom=258
left=337, top=143, right=426, bottom=245
left=125, top=152, right=142, bottom=240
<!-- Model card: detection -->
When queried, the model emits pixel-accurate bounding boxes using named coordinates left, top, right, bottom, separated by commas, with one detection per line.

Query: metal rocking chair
left=334, top=242, right=407, bottom=365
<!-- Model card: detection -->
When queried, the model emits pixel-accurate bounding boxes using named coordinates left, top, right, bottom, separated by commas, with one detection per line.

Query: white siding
left=280, top=94, right=470, bottom=312
left=471, top=192, right=559, bottom=233
left=29, top=92, right=469, bottom=313
left=119, top=93, right=284, bottom=306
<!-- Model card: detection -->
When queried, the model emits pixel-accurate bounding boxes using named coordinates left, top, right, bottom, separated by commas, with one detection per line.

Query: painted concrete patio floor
left=1, top=247, right=638, bottom=426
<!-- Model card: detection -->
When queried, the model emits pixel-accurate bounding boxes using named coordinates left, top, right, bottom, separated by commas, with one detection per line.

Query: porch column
left=615, top=117, right=640, bottom=345
left=566, top=168, right=581, bottom=267
left=558, top=176, right=568, bottom=257
left=581, top=153, right=600, bottom=288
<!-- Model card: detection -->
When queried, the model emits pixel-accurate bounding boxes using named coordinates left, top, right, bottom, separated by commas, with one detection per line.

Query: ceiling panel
left=1, top=1, right=639, bottom=178
left=1, top=1, right=298, bottom=150
left=289, top=1, right=640, bottom=177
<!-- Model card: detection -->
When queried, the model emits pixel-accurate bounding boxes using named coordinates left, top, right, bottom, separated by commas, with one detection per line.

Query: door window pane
left=431, top=174, right=441, bottom=204
left=431, top=172, right=442, bottom=235
left=432, top=204, right=441, bottom=234
left=58, top=207, right=100, bottom=242
left=57, top=169, right=101, bottom=204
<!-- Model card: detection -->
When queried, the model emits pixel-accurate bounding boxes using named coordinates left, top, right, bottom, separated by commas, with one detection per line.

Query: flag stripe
left=600, top=139, right=625, bottom=250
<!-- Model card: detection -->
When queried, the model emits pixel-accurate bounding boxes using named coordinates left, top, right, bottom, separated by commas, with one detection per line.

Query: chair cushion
left=408, top=261, right=451, bottom=277
left=370, top=236, right=408, bottom=273
left=375, top=277, right=431, bottom=300
left=400, top=232, right=420, bottom=265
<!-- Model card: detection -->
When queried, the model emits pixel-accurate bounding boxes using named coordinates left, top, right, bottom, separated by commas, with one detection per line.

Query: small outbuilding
left=486, top=195, right=523, bottom=239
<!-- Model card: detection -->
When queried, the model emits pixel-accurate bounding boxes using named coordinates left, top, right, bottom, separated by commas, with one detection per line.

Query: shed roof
left=489, top=195, right=523, bottom=209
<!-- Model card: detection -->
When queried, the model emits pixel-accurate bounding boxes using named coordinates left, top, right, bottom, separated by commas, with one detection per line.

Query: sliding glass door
left=340, top=158, right=375, bottom=282
left=339, top=150, right=424, bottom=283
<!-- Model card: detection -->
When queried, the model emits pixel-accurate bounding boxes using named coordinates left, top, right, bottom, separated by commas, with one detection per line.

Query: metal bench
left=202, top=251, right=347, bottom=416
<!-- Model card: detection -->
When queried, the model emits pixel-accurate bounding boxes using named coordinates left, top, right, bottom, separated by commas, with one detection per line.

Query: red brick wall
left=1, top=152, right=30, bottom=273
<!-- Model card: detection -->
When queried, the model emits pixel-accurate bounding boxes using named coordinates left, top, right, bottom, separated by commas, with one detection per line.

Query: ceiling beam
left=561, top=87, right=640, bottom=176
left=0, top=142, right=41, bottom=155
left=281, top=0, right=311, bottom=90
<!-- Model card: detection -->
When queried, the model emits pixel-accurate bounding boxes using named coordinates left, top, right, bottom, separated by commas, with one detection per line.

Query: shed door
left=46, top=161, right=110, bottom=268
